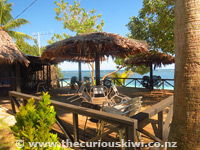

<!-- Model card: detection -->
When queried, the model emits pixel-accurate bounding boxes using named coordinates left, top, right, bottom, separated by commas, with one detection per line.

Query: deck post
left=73, top=113, right=79, bottom=142
left=95, top=52, right=100, bottom=85
left=158, top=111, right=163, bottom=140
left=125, top=120, right=137, bottom=150
left=10, top=96, right=16, bottom=114
left=78, top=61, right=82, bottom=81
left=150, top=63, right=153, bottom=91
left=15, top=62, right=21, bottom=92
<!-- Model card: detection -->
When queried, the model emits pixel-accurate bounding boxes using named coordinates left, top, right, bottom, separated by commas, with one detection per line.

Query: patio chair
left=67, top=82, right=91, bottom=103
left=36, top=81, right=47, bottom=92
left=108, top=85, right=131, bottom=103
left=83, top=76, right=91, bottom=83
left=89, top=85, right=109, bottom=105
left=67, top=76, right=79, bottom=93
left=81, top=101, right=101, bottom=141
left=99, top=96, right=143, bottom=149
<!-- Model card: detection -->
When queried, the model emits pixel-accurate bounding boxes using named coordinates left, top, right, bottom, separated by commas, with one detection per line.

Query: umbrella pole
left=150, top=63, right=153, bottom=91
left=95, top=52, right=100, bottom=85
left=78, top=61, right=82, bottom=81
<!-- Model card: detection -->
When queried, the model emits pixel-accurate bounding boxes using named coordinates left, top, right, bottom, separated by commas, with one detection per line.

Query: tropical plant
left=0, top=0, right=33, bottom=40
left=115, top=0, right=175, bottom=74
left=11, top=93, right=63, bottom=150
left=111, top=70, right=133, bottom=86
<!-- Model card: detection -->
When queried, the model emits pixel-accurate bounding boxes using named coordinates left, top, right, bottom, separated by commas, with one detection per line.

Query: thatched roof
left=43, top=56, right=106, bottom=63
left=125, top=51, right=175, bottom=68
left=41, top=32, right=148, bottom=60
left=0, top=31, right=29, bottom=65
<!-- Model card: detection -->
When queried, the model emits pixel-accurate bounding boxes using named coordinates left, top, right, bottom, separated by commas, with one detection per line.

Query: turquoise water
left=61, top=69, right=174, bottom=90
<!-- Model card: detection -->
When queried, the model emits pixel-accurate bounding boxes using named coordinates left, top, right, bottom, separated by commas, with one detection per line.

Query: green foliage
left=11, top=93, right=61, bottom=150
left=115, top=0, right=174, bottom=74
left=55, top=64, right=64, bottom=79
left=112, top=70, right=133, bottom=86
left=114, top=56, right=150, bottom=75
left=16, top=39, right=45, bottom=56
left=127, top=0, right=175, bottom=54
left=48, top=0, right=104, bottom=44
left=48, top=33, right=71, bottom=45
left=0, top=0, right=33, bottom=40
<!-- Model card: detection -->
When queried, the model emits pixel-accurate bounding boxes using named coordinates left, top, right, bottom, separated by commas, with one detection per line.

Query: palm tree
left=112, top=70, right=133, bottom=86
left=169, top=0, right=200, bottom=149
left=0, top=0, right=33, bottom=40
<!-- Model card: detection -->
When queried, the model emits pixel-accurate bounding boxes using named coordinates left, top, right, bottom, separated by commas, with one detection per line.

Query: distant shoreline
left=61, top=69, right=175, bottom=72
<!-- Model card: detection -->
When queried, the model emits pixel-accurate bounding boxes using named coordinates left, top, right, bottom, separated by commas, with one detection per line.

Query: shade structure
left=42, top=32, right=148, bottom=85
left=125, top=51, right=175, bottom=90
left=0, top=31, right=29, bottom=65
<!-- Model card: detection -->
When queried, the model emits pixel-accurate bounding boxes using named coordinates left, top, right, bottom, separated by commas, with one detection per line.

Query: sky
left=8, top=0, right=175, bottom=71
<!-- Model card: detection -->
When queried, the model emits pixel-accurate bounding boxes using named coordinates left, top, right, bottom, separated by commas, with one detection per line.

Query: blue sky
left=9, top=0, right=174, bottom=71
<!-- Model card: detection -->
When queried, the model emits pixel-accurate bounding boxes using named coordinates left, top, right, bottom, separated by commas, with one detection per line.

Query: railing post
left=125, top=120, right=137, bottom=150
left=162, top=81, right=164, bottom=90
left=73, top=113, right=79, bottom=142
left=158, top=111, right=163, bottom=140
left=10, top=96, right=16, bottom=114
left=135, top=80, right=136, bottom=88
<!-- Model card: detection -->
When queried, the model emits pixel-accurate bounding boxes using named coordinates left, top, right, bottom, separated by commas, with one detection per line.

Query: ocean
left=61, top=69, right=174, bottom=90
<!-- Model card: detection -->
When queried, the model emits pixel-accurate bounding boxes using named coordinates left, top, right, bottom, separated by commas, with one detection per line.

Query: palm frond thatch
left=41, top=32, right=148, bottom=61
left=0, top=30, right=29, bottom=65
left=125, top=51, right=175, bottom=68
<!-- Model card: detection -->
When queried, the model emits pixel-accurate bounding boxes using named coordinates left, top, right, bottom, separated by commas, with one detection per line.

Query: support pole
left=150, top=63, right=153, bottom=91
left=78, top=61, right=82, bottom=81
left=95, top=52, right=100, bottom=85
left=15, top=62, right=21, bottom=92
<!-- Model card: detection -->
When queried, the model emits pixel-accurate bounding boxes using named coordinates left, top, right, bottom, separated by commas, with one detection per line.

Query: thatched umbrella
left=44, top=56, right=106, bottom=82
left=125, top=51, right=175, bottom=90
left=0, top=31, right=29, bottom=65
left=42, top=32, right=148, bottom=85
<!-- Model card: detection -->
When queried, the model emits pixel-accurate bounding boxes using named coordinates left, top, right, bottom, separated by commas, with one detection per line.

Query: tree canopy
left=0, top=0, right=33, bottom=40
left=48, top=0, right=104, bottom=44
left=127, top=0, right=175, bottom=54
left=115, top=0, right=175, bottom=74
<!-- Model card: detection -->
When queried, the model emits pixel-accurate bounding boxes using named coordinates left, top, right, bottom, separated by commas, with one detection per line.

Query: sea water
left=61, top=69, right=174, bottom=90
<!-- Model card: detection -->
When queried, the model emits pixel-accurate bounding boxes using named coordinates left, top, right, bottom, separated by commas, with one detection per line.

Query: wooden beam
left=73, top=113, right=79, bottom=142
left=78, top=61, right=82, bottom=81
left=9, top=91, right=137, bottom=126
left=158, top=111, right=163, bottom=140
left=150, top=63, right=153, bottom=91
left=126, top=124, right=137, bottom=150
left=95, top=52, right=100, bottom=85
left=131, top=96, right=173, bottom=128
left=85, top=125, right=122, bottom=143
left=15, top=62, right=21, bottom=92
left=55, top=115, right=74, bottom=142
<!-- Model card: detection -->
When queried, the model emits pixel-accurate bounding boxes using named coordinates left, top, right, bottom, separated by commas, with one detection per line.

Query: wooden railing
left=58, top=77, right=174, bottom=90
left=9, top=91, right=173, bottom=150
left=9, top=91, right=137, bottom=150
left=132, top=96, right=173, bottom=149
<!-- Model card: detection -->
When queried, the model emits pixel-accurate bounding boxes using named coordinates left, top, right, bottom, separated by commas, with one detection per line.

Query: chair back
left=83, top=77, right=90, bottom=83
left=123, top=96, right=142, bottom=117
left=71, top=76, right=78, bottom=85
left=103, top=78, right=112, bottom=88
left=90, top=86, right=108, bottom=97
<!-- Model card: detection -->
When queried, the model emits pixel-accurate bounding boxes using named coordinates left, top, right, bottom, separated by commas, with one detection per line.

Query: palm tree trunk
left=169, top=0, right=200, bottom=149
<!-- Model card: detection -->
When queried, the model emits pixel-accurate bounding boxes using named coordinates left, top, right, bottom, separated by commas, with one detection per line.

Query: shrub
left=11, top=92, right=62, bottom=149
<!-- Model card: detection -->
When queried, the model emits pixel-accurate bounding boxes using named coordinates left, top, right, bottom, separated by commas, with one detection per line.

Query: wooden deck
left=4, top=87, right=173, bottom=150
